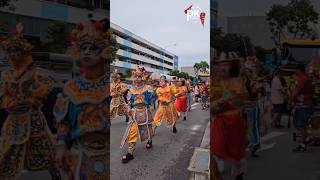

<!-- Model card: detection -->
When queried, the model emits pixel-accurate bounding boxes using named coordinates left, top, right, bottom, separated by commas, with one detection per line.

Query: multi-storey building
left=111, top=23, right=177, bottom=75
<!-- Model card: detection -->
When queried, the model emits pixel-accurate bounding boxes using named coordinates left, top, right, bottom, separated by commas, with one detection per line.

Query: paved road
left=110, top=103, right=210, bottom=180
left=244, top=128, right=320, bottom=180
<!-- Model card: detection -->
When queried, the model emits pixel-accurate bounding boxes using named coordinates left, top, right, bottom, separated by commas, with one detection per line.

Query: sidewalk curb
left=200, top=121, right=210, bottom=149
left=189, top=119, right=211, bottom=180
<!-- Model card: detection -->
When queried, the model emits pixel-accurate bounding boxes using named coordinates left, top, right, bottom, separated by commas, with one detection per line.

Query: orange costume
left=153, top=86, right=178, bottom=127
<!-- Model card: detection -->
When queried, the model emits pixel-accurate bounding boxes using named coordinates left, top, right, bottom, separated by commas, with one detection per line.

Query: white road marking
left=190, top=124, right=202, bottom=131
left=191, top=103, right=199, bottom=107
left=261, top=131, right=286, bottom=142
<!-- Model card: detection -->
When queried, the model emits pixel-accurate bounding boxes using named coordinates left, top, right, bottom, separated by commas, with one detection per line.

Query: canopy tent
left=149, top=72, right=177, bottom=81
left=283, top=39, right=320, bottom=47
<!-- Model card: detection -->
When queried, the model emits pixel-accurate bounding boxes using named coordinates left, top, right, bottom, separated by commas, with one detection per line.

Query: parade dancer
left=0, top=23, right=61, bottom=179
left=211, top=59, right=247, bottom=180
left=53, top=21, right=117, bottom=179
left=121, top=66, right=154, bottom=163
left=110, top=70, right=128, bottom=119
left=175, top=78, right=188, bottom=121
left=153, top=75, right=178, bottom=134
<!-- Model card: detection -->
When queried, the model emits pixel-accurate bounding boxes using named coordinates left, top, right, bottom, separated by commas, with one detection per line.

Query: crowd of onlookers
left=271, top=64, right=317, bottom=152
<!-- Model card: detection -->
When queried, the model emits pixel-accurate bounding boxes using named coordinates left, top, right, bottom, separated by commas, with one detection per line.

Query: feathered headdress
left=0, top=23, right=33, bottom=53
left=132, top=66, right=149, bottom=81
left=69, top=20, right=118, bottom=62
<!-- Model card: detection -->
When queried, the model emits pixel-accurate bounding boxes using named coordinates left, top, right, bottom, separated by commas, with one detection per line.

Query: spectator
left=271, top=70, right=285, bottom=128
left=292, top=65, right=314, bottom=152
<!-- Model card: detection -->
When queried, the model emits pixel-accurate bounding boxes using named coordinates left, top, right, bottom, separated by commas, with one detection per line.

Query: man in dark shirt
left=292, top=65, right=314, bottom=152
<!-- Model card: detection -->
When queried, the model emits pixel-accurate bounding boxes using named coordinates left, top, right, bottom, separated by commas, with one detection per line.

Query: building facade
left=111, top=23, right=176, bottom=75
left=227, top=16, right=274, bottom=49
left=217, top=0, right=320, bottom=49
left=180, top=66, right=196, bottom=77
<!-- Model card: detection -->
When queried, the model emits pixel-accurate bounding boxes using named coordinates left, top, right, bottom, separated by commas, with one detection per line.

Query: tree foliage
left=266, top=0, right=319, bottom=49
left=0, top=0, right=17, bottom=10
left=193, top=61, right=209, bottom=75
left=211, top=28, right=254, bottom=58
left=168, top=70, right=190, bottom=79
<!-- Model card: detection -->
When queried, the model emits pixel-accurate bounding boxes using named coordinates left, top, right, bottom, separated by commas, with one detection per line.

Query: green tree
left=168, top=70, right=189, bottom=79
left=287, top=0, right=318, bottom=38
left=193, top=61, right=209, bottom=75
left=178, top=72, right=189, bottom=79
left=211, top=28, right=254, bottom=57
left=46, top=22, right=72, bottom=54
left=266, top=0, right=319, bottom=49
left=168, top=70, right=180, bottom=76
left=0, top=0, right=16, bottom=10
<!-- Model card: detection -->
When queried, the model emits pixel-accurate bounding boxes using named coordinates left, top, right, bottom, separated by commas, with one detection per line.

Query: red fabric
left=211, top=109, right=247, bottom=161
left=294, top=74, right=314, bottom=106
left=175, top=96, right=188, bottom=112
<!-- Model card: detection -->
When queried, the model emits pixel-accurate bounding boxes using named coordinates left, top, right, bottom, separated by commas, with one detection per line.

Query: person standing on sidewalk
left=292, top=65, right=314, bottom=152
left=271, top=70, right=286, bottom=128
left=186, top=79, right=193, bottom=112
left=194, top=84, right=200, bottom=102
left=201, top=82, right=209, bottom=110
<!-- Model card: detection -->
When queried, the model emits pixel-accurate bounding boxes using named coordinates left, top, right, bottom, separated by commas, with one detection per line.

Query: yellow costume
left=121, top=67, right=155, bottom=163
left=53, top=20, right=117, bottom=179
left=0, top=23, right=60, bottom=179
left=110, top=71, right=128, bottom=119
left=153, top=86, right=178, bottom=127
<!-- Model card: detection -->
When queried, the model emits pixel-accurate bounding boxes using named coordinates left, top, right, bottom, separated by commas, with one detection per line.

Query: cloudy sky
left=110, top=0, right=210, bottom=67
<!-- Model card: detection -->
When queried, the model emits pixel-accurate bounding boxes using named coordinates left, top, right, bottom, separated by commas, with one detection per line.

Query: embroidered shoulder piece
left=64, top=75, right=109, bottom=104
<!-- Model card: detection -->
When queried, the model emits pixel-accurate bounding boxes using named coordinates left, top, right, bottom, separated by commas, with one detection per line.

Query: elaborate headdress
left=0, top=23, right=33, bottom=54
left=69, top=20, right=118, bottom=62
left=131, top=66, right=149, bottom=81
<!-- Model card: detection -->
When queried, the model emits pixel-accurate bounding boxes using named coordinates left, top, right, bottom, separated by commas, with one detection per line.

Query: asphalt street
left=110, top=102, right=210, bottom=180
left=245, top=128, right=320, bottom=180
